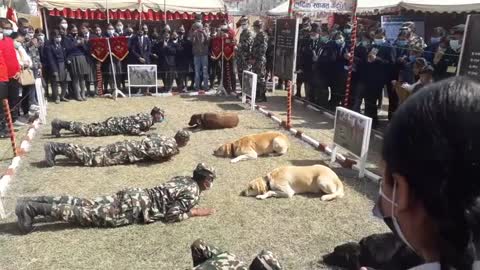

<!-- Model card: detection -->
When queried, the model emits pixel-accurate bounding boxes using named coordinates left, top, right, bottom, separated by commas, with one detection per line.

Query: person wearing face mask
left=190, top=22, right=210, bottom=91
left=129, top=24, right=152, bottom=95
left=115, top=21, right=125, bottom=36
left=236, top=16, right=254, bottom=89
left=79, top=23, right=97, bottom=97
left=295, top=17, right=312, bottom=97
left=11, top=31, right=36, bottom=124
left=311, top=27, right=335, bottom=107
left=101, top=23, right=123, bottom=94
left=362, top=28, right=395, bottom=128
left=300, top=23, right=321, bottom=102
left=367, top=76, right=480, bottom=270
left=24, top=34, right=42, bottom=114
left=0, top=25, right=15, bottom=137
left=177, top=25, right=191, bottom=92
left=0, top=20, right=21, bottom=128
left=58, top=18, right=68, bottom=37
left=342, top=23, right=353, bottom=45
left=351, top=31, right=371, bottom=112
left=46, top=30, right=72, bottom=103
left=250, top=20, right=268, bottom=102
left=433, top=24, right=463, bottom=81
left=424, top=27, right=446, bottom=64
left=63, top=25, right=89, bottom=101
left=160, top=31, right=184, bottom=92
left=326, top=32, right=350, bottom=111
left=35, top=30, right=50, bottom=98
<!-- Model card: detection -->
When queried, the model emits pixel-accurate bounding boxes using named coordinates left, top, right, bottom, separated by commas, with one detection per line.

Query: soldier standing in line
left=16, top=163, right=217, bottom=234
left=236, top=16, right=254, bottom=88
left=190, top=239, right=282, bottom=270
left=250, top=20, right=268, bottom=102
left=50, top=107, right=165, bottom=137
left=43, top=130, right=190, bottom=167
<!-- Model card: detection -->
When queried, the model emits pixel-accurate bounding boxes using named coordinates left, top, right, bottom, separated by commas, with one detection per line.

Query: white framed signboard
left=241, top=71, right=257, bottom=110
left=332, top=107, right=372, bottom=178
left=127, top=64, right=158, bottom=97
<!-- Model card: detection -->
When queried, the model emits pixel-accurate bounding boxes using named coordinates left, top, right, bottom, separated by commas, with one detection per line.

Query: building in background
left=225, top=0, right=284, bottom=16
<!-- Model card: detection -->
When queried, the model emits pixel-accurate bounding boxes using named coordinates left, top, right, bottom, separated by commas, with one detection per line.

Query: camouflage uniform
left=251, top=25, right=268, bottom=101
left=45, top=134, right=180, bottom=167
left=237, top=28, right=254, bottom=87
left=191, top=239, right=282, bottom=270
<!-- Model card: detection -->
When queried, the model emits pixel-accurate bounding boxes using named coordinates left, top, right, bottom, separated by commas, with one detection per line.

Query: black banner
left=458, top=14, right=480, bottom=82
left=274, top=18, right=299, bottom=81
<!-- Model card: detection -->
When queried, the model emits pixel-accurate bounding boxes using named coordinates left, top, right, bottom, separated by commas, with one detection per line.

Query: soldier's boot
left=44, top=142, right=69, bottom=167
left=16, top=201, right=53, bottom=234
left=51, top=119, right=70, bottom=138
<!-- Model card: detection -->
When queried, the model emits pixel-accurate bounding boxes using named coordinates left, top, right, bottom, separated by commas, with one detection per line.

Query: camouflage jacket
left=122, top=134, right=179, bottom=162
left=145, top=176, right=200, bottom=223
left=237, top=29, right=254, bottom=68
left=103, top=113, right=154, bottom=135
left=251, top=30, right=268, bottom=61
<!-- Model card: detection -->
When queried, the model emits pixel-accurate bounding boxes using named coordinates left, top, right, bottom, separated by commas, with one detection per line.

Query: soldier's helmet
left=250, top=250, right=282, bottom=270
left=193, top=163, right=216, bottom=181
left=151, top=106, right=165, bottom=122
left=253, top=20, right=263, bottom=28
left=174, top=130, right=190, bottom=146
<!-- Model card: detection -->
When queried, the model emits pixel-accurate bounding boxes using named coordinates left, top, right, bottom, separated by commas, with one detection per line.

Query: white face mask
left=449, top=39, right=461, bottom=51
left=0, top=33, right=3, bottom=40
left=241, top=24, right=248, bottom=30
left=4, top=29, right=12, bottom=36
left=60, top=23, right=68, bottom=30
left=373, top=180, right=416, bottom=253
left=374, top=38, right=385, bottom=45
left=107, top=30, right=115, bottom=36
left=38, top=35, right=45, bottom=42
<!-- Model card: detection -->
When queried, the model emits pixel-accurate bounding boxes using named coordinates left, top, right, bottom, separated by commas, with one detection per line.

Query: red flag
left=89, top=38, right=109, bottom=62
left=110, top=36, right=129, bottom=61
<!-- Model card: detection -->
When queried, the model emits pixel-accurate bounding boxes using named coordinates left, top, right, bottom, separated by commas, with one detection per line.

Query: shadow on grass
left=0, top=220, right=98, bottom=235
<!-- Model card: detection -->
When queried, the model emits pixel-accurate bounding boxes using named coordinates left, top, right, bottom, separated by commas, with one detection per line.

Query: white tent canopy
left=267, top=0, right=480, bottom=15
left=38, top=0, right=225, bottom=13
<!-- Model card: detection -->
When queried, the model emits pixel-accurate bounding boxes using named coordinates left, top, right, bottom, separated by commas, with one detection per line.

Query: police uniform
left=16, top=164, right=216, bottom=233
left=44, top=131, right=189, bottom=167
left=191, top=239, right=282, bottom=270
left=51, top=108, right=164, bottom=137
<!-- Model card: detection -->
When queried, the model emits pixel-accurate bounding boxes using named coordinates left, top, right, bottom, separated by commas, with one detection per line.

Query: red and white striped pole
left=286, top=0, right=295, bottom=129
left=343, top=0, right=358, bottom=108
left=2, top=99, right=18, bottom=157
left=96, top=62, right=104, bottom=96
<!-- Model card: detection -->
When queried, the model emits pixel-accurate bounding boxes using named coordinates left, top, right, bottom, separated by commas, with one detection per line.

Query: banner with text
left=293, top=0, right=355, bottom=13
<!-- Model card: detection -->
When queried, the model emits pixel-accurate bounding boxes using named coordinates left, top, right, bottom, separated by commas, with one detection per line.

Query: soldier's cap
left=253, top=20, right=263, bottom=28
left=250, top=250, right=282, bottom=270
left=174, top=130, right=190, bottom=143
left=194, top=163, right=216, bottom=180
left=451, top=24, right=465, bottom=34
left=150, top=106, right=165, bottom=117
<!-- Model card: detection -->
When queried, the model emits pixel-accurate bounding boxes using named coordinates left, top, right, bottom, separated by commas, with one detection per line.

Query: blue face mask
left=430, top=37, right=441, bottom=44
left=374, top=38, right=385, bottom=46
left=409, top=55, right=416, bottom=62
left=335, top=38, right=345, bottom=46
left=397, top=40, right=407, bottom=46
left=320, top=36, right=329, bottom=43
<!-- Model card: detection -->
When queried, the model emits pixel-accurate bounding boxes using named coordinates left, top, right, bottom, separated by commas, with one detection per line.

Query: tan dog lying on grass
left=213, top=131, right=289, bottom=163
left=188, top=112, right=239, bottom=130
left=241, top=165, right=345, bottom=200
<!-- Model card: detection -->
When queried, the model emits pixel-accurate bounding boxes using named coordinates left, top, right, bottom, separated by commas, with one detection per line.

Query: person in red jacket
left=0, top=19, right=21, bottom=131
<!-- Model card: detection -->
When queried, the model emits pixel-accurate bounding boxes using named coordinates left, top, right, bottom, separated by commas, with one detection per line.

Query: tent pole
left=139, top=0, right=142, bottom=28
left=42, top=8, right=50, bottom=40
left=343, top=0, right=358, bottom=108
left=164, top=0, right=167, bottom=25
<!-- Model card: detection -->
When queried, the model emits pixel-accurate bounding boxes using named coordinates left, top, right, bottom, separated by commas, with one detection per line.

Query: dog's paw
left=230, top=159, right=238, bottom=163
left=256, top=195, right=267, bottom=200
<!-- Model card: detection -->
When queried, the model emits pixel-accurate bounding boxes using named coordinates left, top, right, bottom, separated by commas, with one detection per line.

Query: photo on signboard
left=242, top=71, right=256, bottom=97
left=128, top=65, right=157, bottom=87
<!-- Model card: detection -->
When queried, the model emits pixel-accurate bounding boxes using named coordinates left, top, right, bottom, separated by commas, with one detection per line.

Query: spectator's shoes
left=13, top=120, right=27, bottom=127
left=0, top=129, right=10, bottom=139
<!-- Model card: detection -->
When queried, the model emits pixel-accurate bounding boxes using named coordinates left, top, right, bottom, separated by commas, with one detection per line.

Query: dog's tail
left=320, top=178, right=345, bottom=201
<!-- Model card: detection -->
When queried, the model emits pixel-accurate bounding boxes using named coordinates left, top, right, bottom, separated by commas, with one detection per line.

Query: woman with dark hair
left=371, top=76, right=480, bottom=270
left=46, top=30, right=71, bottom=103
left=64, top=25, right=89, bottom=101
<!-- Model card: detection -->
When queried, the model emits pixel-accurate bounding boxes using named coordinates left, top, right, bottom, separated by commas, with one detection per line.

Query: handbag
left=17, top=48, right=35, bottom=86
left=19, top=68, right=35, bottom=86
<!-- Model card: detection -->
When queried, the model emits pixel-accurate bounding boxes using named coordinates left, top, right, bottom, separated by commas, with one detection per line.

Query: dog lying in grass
left=188, top=112, right=239, bottom=130
left=241, top=165, right=344, bottom=200
left=322, top=233, right=423, bottom=270
left=213, top=131, right=289, bottom=163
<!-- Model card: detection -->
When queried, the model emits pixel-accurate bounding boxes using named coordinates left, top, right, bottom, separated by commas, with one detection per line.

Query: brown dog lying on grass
left=213, top=131, right=289, bottom=163
left=188, top=112, right=239, bottom=130
left=241, top=165, right=344, bottom=200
